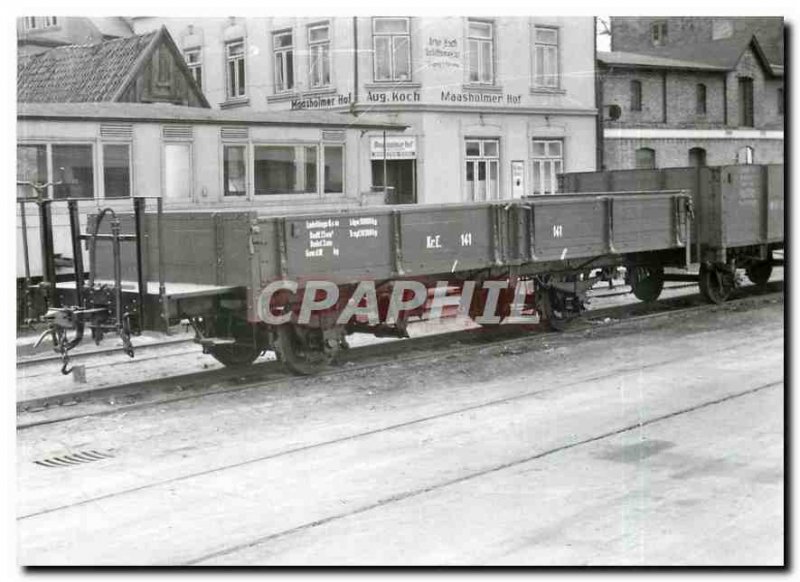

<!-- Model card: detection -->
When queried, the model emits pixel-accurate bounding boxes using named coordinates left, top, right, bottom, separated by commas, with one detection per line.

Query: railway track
left=17, top=280, right=783, bottom=430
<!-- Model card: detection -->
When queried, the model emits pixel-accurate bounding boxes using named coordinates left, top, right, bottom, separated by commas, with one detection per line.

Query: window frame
left=273, top=29, right=295, bottom=94
left=161, top=141, right=194, bottom=202
left=464, top=138, right=500, bottom=202
left=221, top=143, right=249, bottom=198
left=101, top=142, right=134, bottom=199
left=532, top=25, right=560, bottom=89
left=696, top=83, right=707, bottom=116
left=530, top=139, right=564, bottom=196
left=225, top=40, right=247, bottom=100
left=635, top=147, right=657, bottom=169
left=651, top=21, right=668, bottom=46
left=183, top=47, right=204, bottom=90
left=22, top=17, right=58, bottom=31
left=372, top=17, right=412, bottom=83
left=307, top=23, right=332, bottom=89
left=466, top=19, right=495, bottom=86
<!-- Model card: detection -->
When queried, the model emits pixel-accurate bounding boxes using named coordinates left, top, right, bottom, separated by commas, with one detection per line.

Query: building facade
left=598, top=32, right=783, bottom=170
left=17, top=17, right=134, bottom=56
left=130, top=16, right=599, bottom=204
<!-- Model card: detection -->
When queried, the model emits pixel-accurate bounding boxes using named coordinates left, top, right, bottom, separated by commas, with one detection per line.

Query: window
left=163, top=144, right=191, bottom=200
left=739, top=77, right=754, bottom=127
left=688, top=147, right=707, bottom=167
left=184, top=48, right=203, bottom=89
left=651, top=22, right=668, bottom=46
left=531, top=140, right=563, bottom=195
left=778, top=88, right=784, bottom=115
left=323, top=146, right=344, bottom=193
left=103, top=144, right=131, bottom=198
left=223, top=145, right=247, bottom=197
left=225, top=41, right=246, bottom=100
left=635, top=147, right=656, bottom=169
left=467, top=20, right=494, bottom=85
left=737, top=146, right=754, bottom=165
left=254, top=146, right=317, bottom=195
left=273, top=30, right=294, bottom=93
left=52, top=145, right=94, bottom=199
left=533, top=26, right=559, bottom=88
left=308, top=24, right=331, bottom=88
left=22, top=17, right=58, bottom=30
left=696, top=83, right=707, bottom=115
left=17, top=144, right=47, bottom=198
left=372, top=18, right=411, bottom=82
left=465, top=139, right=499, bottom=201
left=630, top=80, right=642, bottom=112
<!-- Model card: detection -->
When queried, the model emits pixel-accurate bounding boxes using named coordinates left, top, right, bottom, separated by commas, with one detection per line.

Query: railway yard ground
left=15, top=274, right=785, bottom=566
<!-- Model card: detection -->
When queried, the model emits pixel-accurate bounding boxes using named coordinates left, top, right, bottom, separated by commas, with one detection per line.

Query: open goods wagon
left=561, top=164, right=784, bottom=303
left=38, top=189, right=691, bottom=374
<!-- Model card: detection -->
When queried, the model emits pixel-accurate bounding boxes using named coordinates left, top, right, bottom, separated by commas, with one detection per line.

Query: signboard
left=512, top=161, right=525, bottom=197
left=370, top=136, right=417, bottom=160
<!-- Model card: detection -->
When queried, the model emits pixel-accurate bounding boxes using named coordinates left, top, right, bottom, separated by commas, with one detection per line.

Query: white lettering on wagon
left=426, top=235, right=442, bottom=249
left=553, top=225, right=563, bottom=238
left=460, top=232, right=473, bottom=247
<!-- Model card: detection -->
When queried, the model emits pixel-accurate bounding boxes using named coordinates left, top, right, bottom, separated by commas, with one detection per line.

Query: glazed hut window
left=308, top=24, right=331, bottom=88
left=323, top=146, right=344, bottom=193
left=630, top=80, right=642, bottom=112
left=531, top=140, right=563, bottom=195
left=163, top=144, right=192, bottom=200
left=17, top=144, right=47, bottom=198
left=696, top=83, right=707, bottom=115
left=223, top=145, right=247, bottom=197
left=273, top=30, right=294, bottom=93
left=533, top=27, right=559, bottom=88
left=52, top=145, right=94, bottom=199
left=467, top=20, right=494, bottom=85
left=254, top=146, right=317, bottom=195
left=372, top=18, right=411, bottom=82
left=103, top=144, right=131, bottom=198
left=225, top=41, right=246, bottom=99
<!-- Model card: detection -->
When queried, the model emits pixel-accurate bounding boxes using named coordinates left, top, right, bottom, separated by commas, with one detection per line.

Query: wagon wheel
left=538, top=288, right=572, bottom=332
left=745, top=261, right=772, bottom=287
left=208, top=343, right=262, bottom=368
left=629, top=265, right=665, bottom=303
left=698, top=263, right=734, bottom=305
left=274, top=325, right=337, bottom=376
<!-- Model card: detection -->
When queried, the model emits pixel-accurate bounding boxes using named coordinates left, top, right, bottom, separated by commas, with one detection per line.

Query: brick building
left=598, top=30, right=783, bottom=170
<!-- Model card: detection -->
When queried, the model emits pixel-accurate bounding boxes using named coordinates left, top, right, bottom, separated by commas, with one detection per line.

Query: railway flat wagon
left=46, top=190, right=692, bottom=374
left=561, top=164, right=784, bottom=303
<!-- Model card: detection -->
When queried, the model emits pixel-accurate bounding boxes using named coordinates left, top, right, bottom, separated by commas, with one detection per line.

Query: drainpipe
left=352, top=17, right=359, bottom=116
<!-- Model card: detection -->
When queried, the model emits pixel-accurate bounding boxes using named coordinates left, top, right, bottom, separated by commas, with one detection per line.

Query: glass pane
left=103, top=144, right=131, bottom=198
left=483, top=141, right=498, bottom=157
left=237, top=58, right=246, bottom=96
left=554, top=161, right=563, bottom=192
left=476, top=162, right=486, bottom=201
left=466, top=162, right=475, bottom=201
left=488, top=161, right=498, bottom=199
left=309, top=47, right=320, bottom=86
left=324, top=146, right=344, bottom=193
left=547, top=141, right=562, bottom=158
left=164, top=144, right=191, bottom=200
left=480, top=41, right=492, bottom=83
left=275, top=52, right=285, bottom=89
left=535, top=46, right=545, bottom=85
left=542, top=161, right=552, bottom=193
left=532, top=141, right=546, bottom=157
left=536, top=28, right=557, bottom=44
left=465, top=141, right=480, bottom=156
left=228, top=60, right=236, bottom=97
left=224, top=146, right=246, bottom=197
left=468, top=40, right=479, bottom=82
left=374, top=18, right=408, bottom=34
left=274, top=32, right=292, bottom=49
left=286, top=51, right=294, bottom=89
left=304, top=146, right=317, bottom=193
left=544, top=46, right=557, bottom=84
left=394, top=36, right=410, bottom=80
left=227, top=42, right=243, bottom=57
left=469, top=21, right=491, bottom=39
left=17, top=145, right=47, bottom=198
left=52, top=145, right=93, bottom=199
left=533, top=162, right=541, bottom=195
left=374, top=36, right=391, bottom=80
left=254, top=146, right=294, bottom=194
left=309, top=25, right=328, bottom=43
